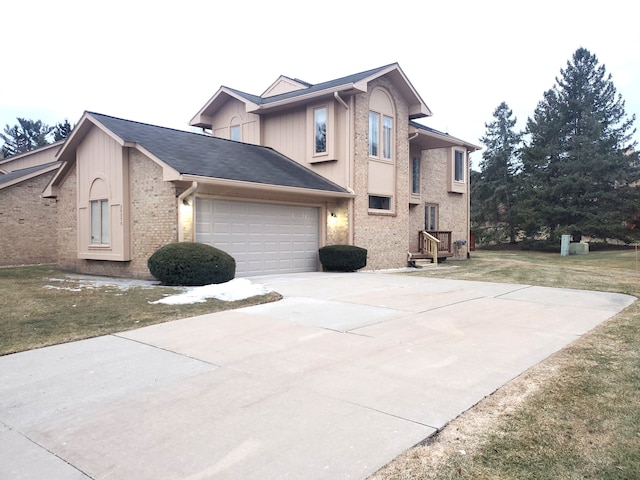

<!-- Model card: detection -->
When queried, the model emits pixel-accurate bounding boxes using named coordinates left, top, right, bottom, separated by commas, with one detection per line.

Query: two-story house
left=12, top=63, right=479, bottom=278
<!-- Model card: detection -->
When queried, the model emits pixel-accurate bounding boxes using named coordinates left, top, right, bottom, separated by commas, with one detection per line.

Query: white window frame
left=230, top=124, right=241, bottom=141
left=368, top=111, right=379, bottom=157
left=314, top=106, right=327, bottom=155
left=307, top=102, right=334, bottom=162
left=90, top=199, right=109, bottom=245
left=368, top=112, right=394, bottom=161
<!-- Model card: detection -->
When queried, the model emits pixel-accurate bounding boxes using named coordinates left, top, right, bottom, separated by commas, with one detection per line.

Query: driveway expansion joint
left=341, top=400, right=438, bottom=430
left=112, top=334, right=221, bottom=367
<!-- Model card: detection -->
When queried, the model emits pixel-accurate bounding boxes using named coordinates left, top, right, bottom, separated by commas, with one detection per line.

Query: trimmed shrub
left=318, top=244, right=367, bottom=272
left=148, top=242, right=235, bottom=286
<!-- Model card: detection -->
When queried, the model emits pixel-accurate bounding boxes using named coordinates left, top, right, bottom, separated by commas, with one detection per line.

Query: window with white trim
left=314, top=107, right=327, bottom=154
left=368, top=112, right=379, bottom=157
left=382, top=116, right=393, bottom=159
left=90, top=199, right=109, bottom=245
left=230, top=125, right=241, bottom=141
left=368, top=112, right=393, bottom=160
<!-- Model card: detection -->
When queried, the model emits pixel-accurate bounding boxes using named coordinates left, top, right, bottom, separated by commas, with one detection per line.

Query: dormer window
left=230, top=125, right=241, bottom=141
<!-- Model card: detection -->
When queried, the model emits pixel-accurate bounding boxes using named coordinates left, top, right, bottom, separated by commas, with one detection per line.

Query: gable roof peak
left=190, top=62, right=431, bottom=128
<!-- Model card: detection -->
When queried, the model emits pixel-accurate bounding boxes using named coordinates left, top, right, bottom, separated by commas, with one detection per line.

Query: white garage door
left=196, top=199, right=320, bottom=277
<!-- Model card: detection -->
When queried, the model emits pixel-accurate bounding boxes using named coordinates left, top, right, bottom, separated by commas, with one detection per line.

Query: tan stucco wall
left=352, top=77, right=411, bottom=270
left=0, top=172, right=58, bottom=266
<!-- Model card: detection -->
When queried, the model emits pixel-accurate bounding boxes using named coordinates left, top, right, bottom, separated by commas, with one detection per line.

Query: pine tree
left=0, top=118, right=53, bottom=157
left=53, top=119, right=72, bottom=141
left=474, top=102, right=522, bottom=243
left=521, top=48, right=640, bottom=242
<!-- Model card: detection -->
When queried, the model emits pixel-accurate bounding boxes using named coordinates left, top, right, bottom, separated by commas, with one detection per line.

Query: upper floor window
left=314, top=107, right=327, bottom=154
left=382, top=116, right=393, bottom=159
left=368, top=112, right=379, bottom=157
left=412, top=157, right=420, bottom=194
left=368, top=112, right=394, bottom=160
left=90, top=199, right=109, bottom=245
left=230, top=125, right=241, bottom=141
left=307, top=103, right=334, bottom=162
left=448, top=148, right=467, bottom=194
left=455, top=150, right=465, bottom=182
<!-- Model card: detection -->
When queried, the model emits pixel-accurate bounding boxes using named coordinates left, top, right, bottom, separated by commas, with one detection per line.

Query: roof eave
left=247, top=83, right=367, bottom=113
left=409, top=124, right=481, bottom=151
left=0, top=163, right=61, bottom=192
left=179, top=174, right=354, bottom=199
left=190, top=87, right=261, bottom=128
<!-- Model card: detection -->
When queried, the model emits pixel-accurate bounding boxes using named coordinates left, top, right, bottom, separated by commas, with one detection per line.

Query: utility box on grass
left=569, top=242, right=589, bottom=255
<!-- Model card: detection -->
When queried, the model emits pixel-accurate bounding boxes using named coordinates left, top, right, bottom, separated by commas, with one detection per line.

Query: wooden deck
left=409, top=231, right=453, bottom=263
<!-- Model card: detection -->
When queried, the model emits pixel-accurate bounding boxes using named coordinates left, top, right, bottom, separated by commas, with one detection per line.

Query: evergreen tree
left=0, top=118, right=53, bottom=157
left=53, top=119, right=72, bottom=141
left=474, top=102, right=522, bottom=243
left=521, top=48, right=640, bottom=242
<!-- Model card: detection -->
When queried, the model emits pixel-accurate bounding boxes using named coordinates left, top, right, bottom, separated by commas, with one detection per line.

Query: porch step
left=410, top=258, right=436, bottom=268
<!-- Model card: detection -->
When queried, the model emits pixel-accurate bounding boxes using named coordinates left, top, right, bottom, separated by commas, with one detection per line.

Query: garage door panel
left=196, top=199, right=319, bottom=277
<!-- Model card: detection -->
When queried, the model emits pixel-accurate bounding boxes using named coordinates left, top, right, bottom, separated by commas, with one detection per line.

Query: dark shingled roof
left=224, top=64, right=395, bottom=105
left=89, top=113, right=349, bottom=194
left=0, top=161, right=59, bottom=187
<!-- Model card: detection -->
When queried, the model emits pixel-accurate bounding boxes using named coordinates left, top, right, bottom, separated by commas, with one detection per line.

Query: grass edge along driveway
left=0, top=265, right=281, bottom=356
left=368, top=249, right=640, bottom=480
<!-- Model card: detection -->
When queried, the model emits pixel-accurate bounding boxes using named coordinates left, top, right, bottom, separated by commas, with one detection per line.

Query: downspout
left=467, top=149, right=472, bottom=258
left=177, top=181, right=199, bottom=242
left=335, top=92, right=355, bottom=245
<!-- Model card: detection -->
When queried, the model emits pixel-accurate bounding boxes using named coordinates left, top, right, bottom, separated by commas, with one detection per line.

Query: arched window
left=368, top=89, right=395, bottom=161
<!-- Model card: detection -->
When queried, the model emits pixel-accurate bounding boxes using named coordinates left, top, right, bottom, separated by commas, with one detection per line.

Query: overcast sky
left=2, top=0, right=638, bottom=168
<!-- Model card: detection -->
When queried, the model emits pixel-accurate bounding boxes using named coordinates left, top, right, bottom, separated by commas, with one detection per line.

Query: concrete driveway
left=1, top=272, right=635, bottom=479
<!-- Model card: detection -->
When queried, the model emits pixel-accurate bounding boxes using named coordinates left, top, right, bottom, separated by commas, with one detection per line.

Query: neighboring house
left=0, top=143, right=62, bottom=266
left=8, top=63, right=478, bottom=278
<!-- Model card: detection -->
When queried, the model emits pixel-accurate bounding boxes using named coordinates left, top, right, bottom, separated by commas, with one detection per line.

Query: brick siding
left=0, top=172, right=58, bottom=266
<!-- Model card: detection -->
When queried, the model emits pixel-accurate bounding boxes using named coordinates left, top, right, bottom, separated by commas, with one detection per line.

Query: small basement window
left=368, top=195, right=391, bottom=211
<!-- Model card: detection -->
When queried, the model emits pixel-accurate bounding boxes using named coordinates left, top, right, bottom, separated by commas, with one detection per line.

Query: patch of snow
left=45, top=275, right=159, bottom=291
left=44, top=285, right=83, bottom=292
left=149, top=278, right=272, bottom=305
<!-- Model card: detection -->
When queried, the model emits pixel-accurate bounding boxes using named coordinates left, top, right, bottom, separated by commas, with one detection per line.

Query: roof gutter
left=246, top=84, right=362, bottom=113
left=179, top=174, right=354, bottom=199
